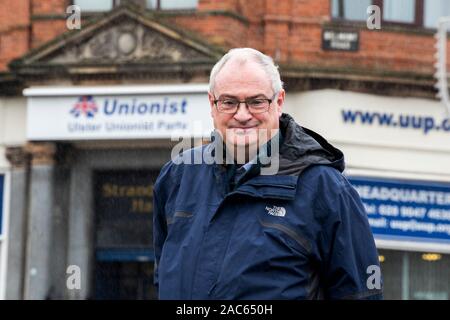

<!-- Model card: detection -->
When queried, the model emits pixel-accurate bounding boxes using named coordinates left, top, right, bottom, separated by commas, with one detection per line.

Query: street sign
left=322, top=29, right=359, bottom=51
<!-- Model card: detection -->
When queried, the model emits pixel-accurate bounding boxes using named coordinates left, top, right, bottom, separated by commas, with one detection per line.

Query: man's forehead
left=216, top=59, right=267, bottom=79
left=214, top=60, right=271, bottom=94
left=217, top=93, right=268, bottom=99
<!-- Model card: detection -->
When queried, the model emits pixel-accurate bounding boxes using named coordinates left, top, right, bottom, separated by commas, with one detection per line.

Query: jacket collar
left=204, top=113, right=345, bottom=200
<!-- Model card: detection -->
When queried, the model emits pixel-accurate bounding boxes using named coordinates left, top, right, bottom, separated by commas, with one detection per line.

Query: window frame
left=72, top=0, right=198, bottom=12
left=332, top=0, right=425, bottom=28
left=149, top=0, right=198, bottom=11
left=373, top=0, right=423, bottom=27
left=72, top=0, right=120, bottom=13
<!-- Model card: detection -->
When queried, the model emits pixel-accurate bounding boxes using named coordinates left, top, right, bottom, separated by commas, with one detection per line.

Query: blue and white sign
left=349, top=177, right=450, bottom=245
left=0, top=174, right=4, bottom=236
left=25, top=85, right=213, bottom=140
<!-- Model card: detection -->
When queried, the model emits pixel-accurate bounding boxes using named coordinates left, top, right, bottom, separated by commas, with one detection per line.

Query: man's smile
left=228, top=125, right=259, bottom=135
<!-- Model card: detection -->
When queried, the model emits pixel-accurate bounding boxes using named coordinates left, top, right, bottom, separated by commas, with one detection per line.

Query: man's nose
left=233, top=102, right=253, bottom=122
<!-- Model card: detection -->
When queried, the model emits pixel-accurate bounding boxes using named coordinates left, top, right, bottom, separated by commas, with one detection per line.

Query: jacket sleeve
left=153, top=179, right=168, bottom=293
left=318, top=181, right=383, bottom=300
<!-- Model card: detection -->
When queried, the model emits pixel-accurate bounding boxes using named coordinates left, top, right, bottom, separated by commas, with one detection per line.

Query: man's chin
left=226, top=136, right=259, bottom=148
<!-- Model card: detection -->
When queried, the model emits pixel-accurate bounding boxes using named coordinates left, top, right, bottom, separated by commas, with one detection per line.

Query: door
left=93, top=170, right=158, bottom=300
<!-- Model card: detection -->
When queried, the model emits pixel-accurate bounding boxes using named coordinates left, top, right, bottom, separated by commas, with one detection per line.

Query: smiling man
left=153, top=48, right=383, bottom=300
left=208, top=53, right=284, bottom=165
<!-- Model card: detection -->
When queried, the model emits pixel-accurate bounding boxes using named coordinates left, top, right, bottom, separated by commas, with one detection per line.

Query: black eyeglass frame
left=213, top=92, right=279, bottom=114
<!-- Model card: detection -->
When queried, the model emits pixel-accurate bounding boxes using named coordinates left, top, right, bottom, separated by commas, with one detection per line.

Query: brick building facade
left=0, top=0, right=447, bottom=96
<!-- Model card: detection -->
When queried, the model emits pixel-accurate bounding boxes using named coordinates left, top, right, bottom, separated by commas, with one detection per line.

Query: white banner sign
left=287, top=89, right=450, bottom=152
left=26, top=85, right=214, bottom=140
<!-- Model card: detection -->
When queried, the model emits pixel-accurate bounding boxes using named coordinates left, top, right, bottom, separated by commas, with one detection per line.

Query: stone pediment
left=12, top=5, right=221, bottom=73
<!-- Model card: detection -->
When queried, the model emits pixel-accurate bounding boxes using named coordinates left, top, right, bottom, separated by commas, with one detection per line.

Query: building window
left=73, top=0, right=198, bottom=12
left=382, top=0, right=416, bottom=23
left=73, top=0, right=115, bottom=12
left=331, top=0, right=372, bottom=21
left=424, top=0, right=450, bottom=28
left=380, top=250, right=450, bottom=300
left=147, top=0, right=198, bottom=10
left=331, top=0, right=425, bottom=27
left=332, top=0, right=450, bottom=29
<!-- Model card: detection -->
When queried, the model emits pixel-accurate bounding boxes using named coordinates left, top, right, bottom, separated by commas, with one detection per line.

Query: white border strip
left=23, top=84, right=210, bottom=97
left=345, top=167, right=450, bottom=184
left=376, top=238, right=450, bottom=254
left=0, top=171, right=10, bottom=300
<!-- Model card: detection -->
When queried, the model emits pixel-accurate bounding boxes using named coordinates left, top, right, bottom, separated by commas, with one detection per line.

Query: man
left=153, top=48, right=382, bottom=299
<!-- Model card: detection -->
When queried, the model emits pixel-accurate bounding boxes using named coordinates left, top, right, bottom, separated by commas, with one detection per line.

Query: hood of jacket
left=206, top=113, right=345, bottom=180
left=276, top=113, right=345, bottom=176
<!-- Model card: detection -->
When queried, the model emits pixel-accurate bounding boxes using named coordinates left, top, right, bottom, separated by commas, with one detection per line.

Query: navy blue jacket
left=153, top=113, right=382, bottom=299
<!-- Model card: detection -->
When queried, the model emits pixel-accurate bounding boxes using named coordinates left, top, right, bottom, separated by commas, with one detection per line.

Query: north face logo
left=265, top=205, right=286, bottom=217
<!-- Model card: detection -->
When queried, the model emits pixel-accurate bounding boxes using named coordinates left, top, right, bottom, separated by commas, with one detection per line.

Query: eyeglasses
left=213, top=93, right=278, bottom=114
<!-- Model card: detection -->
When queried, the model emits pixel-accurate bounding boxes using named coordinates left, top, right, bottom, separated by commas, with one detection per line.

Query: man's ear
left=276, top=89, right=285, bottom=117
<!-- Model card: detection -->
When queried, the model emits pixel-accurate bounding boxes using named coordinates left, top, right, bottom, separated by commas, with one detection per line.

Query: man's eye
left=248, top=99, right=265, bottom=106
left=222, top=100, right=237, bottom=106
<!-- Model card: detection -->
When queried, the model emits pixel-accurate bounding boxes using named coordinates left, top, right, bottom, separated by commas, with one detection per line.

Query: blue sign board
left=348, top=177, right=450, bottom=244
left=0, top=174, right=3, bottom=236
left=96, top=249, right=155, bottom=262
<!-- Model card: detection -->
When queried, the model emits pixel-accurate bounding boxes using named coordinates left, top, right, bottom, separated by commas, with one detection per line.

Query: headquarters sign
left=349, top=177, right=450, bottom=245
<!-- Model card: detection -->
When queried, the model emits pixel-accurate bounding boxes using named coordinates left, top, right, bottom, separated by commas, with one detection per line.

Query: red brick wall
left=292, top=0, right=330, bottom=17
left=31, top=19, right=67, bottom=48
left=31, top=0, right=68, bottom=15
left=169, top=14, right=249, bottom=49
left=284, top=21, right=437, bottom=74
left=0, top=0, right=448, bottom=77
left=30, top=0, right=68, bottom=48
left=259, top=0, right=439, bottom=76
left=288, top=27, right=432, bottom=71
left=236, top=0, right=265, bottom=18
left=0, top=0, right=30, bottom=32
left=198, top=0, right=238, bottom=12
left=0, top=28, right=29, bottom=71
left=0, top=0, right=30, bottom=70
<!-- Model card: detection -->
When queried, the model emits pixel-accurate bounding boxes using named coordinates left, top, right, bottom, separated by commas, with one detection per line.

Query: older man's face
left=208, top=59, right=285, bottom=151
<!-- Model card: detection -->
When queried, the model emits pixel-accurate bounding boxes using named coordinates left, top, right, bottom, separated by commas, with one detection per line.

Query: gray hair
left=209, top=48, right=283, bottom=95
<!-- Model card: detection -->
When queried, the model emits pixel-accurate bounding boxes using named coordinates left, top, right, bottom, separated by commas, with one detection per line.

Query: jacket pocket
left=165, top=211, right=195, bottom=245
left=258, top=218, right=311, bottom=255
left=166, top=211, right=193, bottom=225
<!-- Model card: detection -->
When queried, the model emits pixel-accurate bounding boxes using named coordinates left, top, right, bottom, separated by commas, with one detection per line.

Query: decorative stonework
left=6, top=146, right=30, bottom=168
left=46, top=18, right=208, bottom=65
left=9, top=6, right=219, bottom=84
left=24, top=142, right=57, bottom=166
